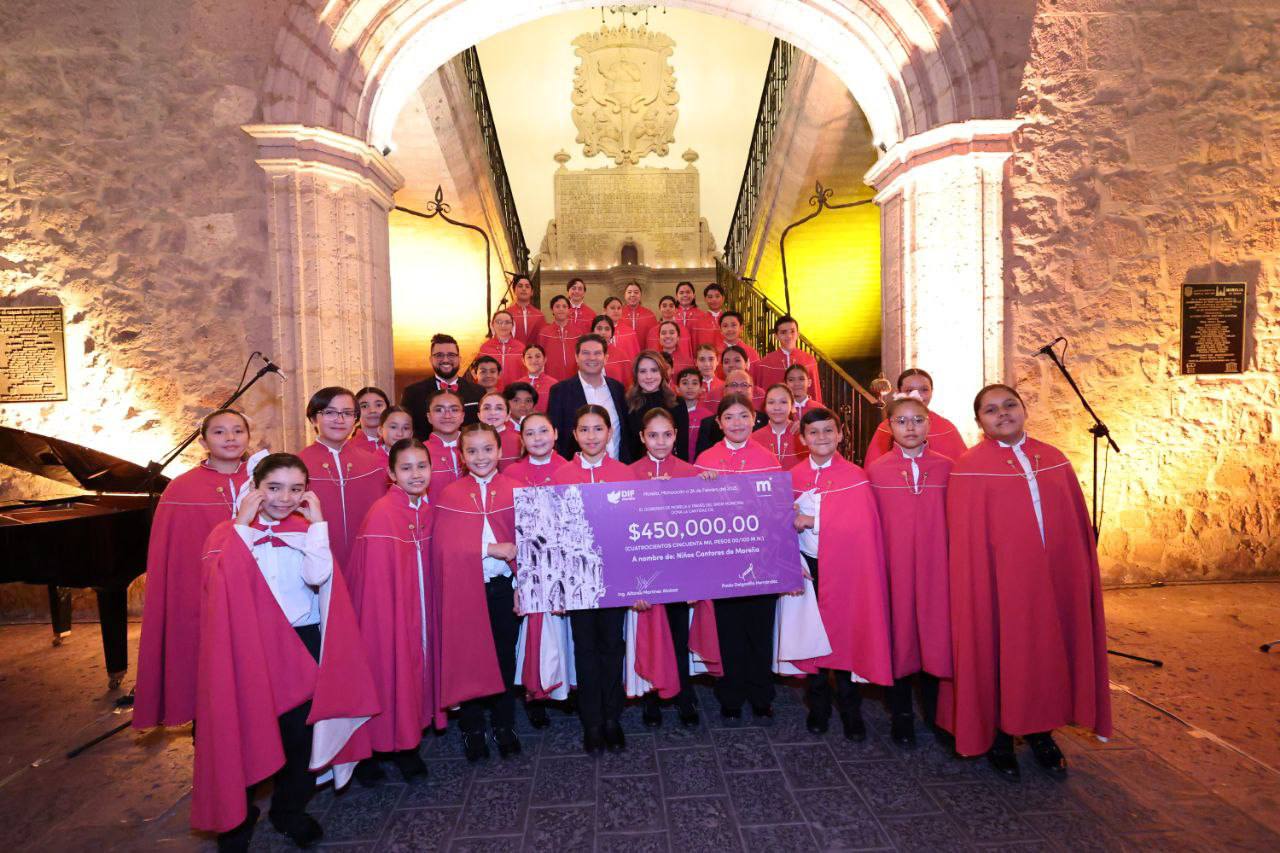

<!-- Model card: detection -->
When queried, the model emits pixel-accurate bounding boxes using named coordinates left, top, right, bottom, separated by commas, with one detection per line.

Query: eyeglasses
left=890, top=416, right=927, bottom=426
left=321, top=409, right=357, bottom=420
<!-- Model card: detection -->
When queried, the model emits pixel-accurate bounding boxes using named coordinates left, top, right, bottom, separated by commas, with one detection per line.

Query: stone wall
left=999, top=0, right=1280, bottom=581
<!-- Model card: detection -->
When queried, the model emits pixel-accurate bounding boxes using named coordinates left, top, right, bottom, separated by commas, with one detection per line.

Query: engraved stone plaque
left=1180, top=283, right=1247, bottom=375
left=0, top=306, right=68, bottom=402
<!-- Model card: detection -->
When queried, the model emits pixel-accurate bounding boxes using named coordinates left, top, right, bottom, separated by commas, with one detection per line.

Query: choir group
left=132, top=278, right=1112, bottom=851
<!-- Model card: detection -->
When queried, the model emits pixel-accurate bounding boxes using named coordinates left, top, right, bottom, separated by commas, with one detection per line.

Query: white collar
left=578, top=371, right=606, bottom=389
left=725, top=438, right=748, bottom=451
left=471, top=471, right=497, bottom=486
left=998, top=434, right=1028, bottom=450
left=529, top=455, right=553, bottom=466
left=770, top=424, right=789, bottom=435
left=808, top=455, right=834, bottom=470
left=794, top=397, right=809, bottom=407
left=646, top=453, right=670, bottom=464
left=579, top=454, right=606, bottom=469
left=435, top=435, right=459, bottom=448
left=896, top=442, right=927, bottom=459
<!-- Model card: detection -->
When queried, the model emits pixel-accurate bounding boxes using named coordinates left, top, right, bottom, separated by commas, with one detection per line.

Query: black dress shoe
left=603, top=720, right=627, bottom=752
left=806, top=711, right=830, bottom=734
left=1027, top=733, right=1068, bottom=777
left=494, top=727, right=522, bottom=758
left=268, top=811, right=324, bottom=849
left=353, top=757, right=386, bottom=787
left=642, top=702, right=664, bottom=728
left=392, top=749, right=429, bottom=782
left=217, top=804, right=259, bottom=853
left=890, top=713, right=917, bottom=747
left=462, top=731, right=490, bottom=762
left=583, top=726, right=606, bottom=754
left=526, top=703, right=551, bottom=729
left=719, top=705, right=742, bottom=720
left=677, top=703, right=700, bottom=727
left=840, top=710, right=867, bottom=742
left=750, top=704, right=774, bottom=719
left=987, top=747, right=1021, bottom=781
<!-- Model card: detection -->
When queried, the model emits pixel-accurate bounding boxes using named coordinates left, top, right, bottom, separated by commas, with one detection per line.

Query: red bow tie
left=439, top=380, right=458, bottom=392
left=252, top=532, right=292, bottom=548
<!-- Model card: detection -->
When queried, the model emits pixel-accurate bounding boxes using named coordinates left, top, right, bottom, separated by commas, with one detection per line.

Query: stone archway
left=251, top=0, right=1016, bottom=446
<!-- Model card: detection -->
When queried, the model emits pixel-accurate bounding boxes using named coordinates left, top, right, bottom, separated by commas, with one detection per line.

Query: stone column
left=243, top=124, right=404, bottom=450
left=865, top=120, right=1021, bottom=441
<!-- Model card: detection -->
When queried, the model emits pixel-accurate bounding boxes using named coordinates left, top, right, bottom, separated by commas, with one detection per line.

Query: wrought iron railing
left=716, top=260, right=882, bottom=465
left=722, top=38, right=798, bottom=273
left=460, top=47, right=530, bottom=275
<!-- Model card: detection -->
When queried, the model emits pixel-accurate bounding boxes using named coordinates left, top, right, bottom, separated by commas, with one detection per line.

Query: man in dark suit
left=547, top=334, right=633, bottom=463
left=694, top=369, right=768, bottom=458
left=400, top=333, right=484, bottom=438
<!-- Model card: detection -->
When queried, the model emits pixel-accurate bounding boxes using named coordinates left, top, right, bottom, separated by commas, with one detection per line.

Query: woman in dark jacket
left=623, top=350, right=690, bottom=462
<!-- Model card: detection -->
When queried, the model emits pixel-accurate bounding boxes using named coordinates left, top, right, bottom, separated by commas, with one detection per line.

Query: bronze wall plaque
left=0, top=306, right=68, bottom=402
left=1180, top=283, right=1247, bottom=375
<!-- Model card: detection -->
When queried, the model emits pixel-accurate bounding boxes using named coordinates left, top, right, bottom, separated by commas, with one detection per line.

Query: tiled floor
left=239, top=681, right=1277, bottom=851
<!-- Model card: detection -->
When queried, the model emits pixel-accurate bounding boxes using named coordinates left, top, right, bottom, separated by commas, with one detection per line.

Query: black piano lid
left=0, top=425, right=170, bottom=494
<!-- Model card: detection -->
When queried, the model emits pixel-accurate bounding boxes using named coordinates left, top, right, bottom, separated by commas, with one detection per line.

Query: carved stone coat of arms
left=570, top=26, right=679, bottom=166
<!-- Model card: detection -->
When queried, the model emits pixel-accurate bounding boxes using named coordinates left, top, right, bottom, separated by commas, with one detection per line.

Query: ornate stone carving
left=570, top=26, right=679, bottom=165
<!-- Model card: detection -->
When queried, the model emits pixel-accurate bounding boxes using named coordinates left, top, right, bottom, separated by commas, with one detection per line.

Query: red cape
left=752, top=424, right=805, bottom=470
left=752, top=349, right=823, bottom=403
left=425, top=433, right=464, bottom=504
left=429, top=473, right=518, bottom=718
left=537, top=323, right=581, bottom=381
left=298, top=441, right=389, bottom=569
left=478, top=336, right=527, bottom=388
left=867, top=448, right=954, bottom=679
left=643, top=326, right=694, bottom=361
left=134, top=462, right=247, bottom=729
left=621, top=304, right=657, bottom=340
left=790, top=456, right=893, bottom=682
left=509, top=304, right=545, bottom=344
left=939, top=438, right=1112, bottom=755
left=629, top=454, right=698, bottom=480
left=865, top=411, right=968, bottom=465
left=345, top=488, right=435, bottom=752
left=695, top=439, right=782, bottom=474
left=496, top=426, right=523, bottom=471
left=684, top=403, right=715, bottom=461
left=504, top=453, right=568, bottom=487
left=191, top=517, right=378, bottom=833
left=516, top=373, right=556, bottom=413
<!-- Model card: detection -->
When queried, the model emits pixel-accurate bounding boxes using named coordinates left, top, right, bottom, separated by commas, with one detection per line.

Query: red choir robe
left=788, top=456, right=894, bottom=683
left=509, top=304, right=546, bottom=344
left=695, top=438, right=781, bottom=475
left=867, top=447, right=954, bottom=679
left=134, top=461, right=248, bottom=729
left=354, top=430, right=382, bottom=454
left=425, top=433, right=463, bottom=504
left=504, top=453, right=569, bottom=487
left=495, top=425, right=523, bottom=471
left=684, top=403, right=715, bottom=461
left=621, top=304, right=658, bottom=341
left=565, top=302, right=595, bottom=333
left=628, top=454, right=722, bottom=679
left=429, top=473, right=519, bottom=721
left=752, top=424, right=806, bottom=469
left=644, top=325, right=694, bottom=362
left=753, top=348, right=823, bottom=404
left=793, top=397, right=821, bottom=421
left=604, top=329, right=640, bottom=387
left=691, top=310, right=723, bottom=351
left=718, top=339, right=761, bottom=372
left=516, top=372, right=556, bottom=413
left=344, top=487, right=435, bottom=752
left=864, top=410, right=968, bottom=465
left=298, top=440, right=390, bottom=570
left=537, top=322, right=581, bottom=382
left=701, top=377, right=725, bottom=408
left=657, top=348, right=694, bottom=378
left=190, top=516, right=378, bottom=833
left=477, top=336, right=526, bottom=389
left=939, top=437, right=1112, bottom=756
left=674, top=305, right=706, bottom=335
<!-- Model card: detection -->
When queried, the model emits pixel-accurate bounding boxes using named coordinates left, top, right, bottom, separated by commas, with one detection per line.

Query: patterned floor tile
left=797, top=786, right=890, bottom=850
left=323, top=783, right=406, bottom=843
left=844, top=760, right=942, bottom=816
left=599, top=731, right=658, bottom=776
left=930, top=781, right=1041, bottom=845
left=379, top=807, right=460, bottom=853
left=725, top=770, right=804, bottom=825
left=596, top=830, right=670, bottom=852
left=472, top=734, right=541, bottom=780
left=597, top=774, right=665, bottom=833
left=665, top=796, right=743, bottom=853
left=398, top=759, right=474, bottom=809
left=712, top=726, right=778, bottom=771
left=738, top=823, right=816, bottom=851
left=658, top=745, right=726, bottom=797
left=530, top=754, right=596, bottom=805
left=877, top=812, right=971, bottom=852
left=774, top=743, right=848, bottom=790
left=522, top=805, right=594, bottom=852
left=456, top=778, right=531, bottom=837
left=449, top=835, right=520, bottom=853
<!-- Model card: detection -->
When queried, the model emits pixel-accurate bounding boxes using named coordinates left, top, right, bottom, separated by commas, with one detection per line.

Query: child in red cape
left=695, top=394, right=783, bottom=721
left=620, top=281, right=658, bottom=341
left=564, top=277, right=595, bottom=334
left=344, top=439, right=435, bottom=786
left=424, top=389, right=465, bottom=504
left=676, top=366, right=715, bottom=462
left=752, top=384, right=805, bottom=469
left=939, top=383, right=1111, bottom=781
left=516, top=344, right=556, bottom=413
left=537, top=295, right=582, bottom=381
left=864, top=368, right=968, bottom=464
left=368, top=405, right=414, bottom=471
left=478, top=392, right=523, bottom=471
left=505, top=412, right=572, bottom=730
left=593, top=313, right=638, bottom=388
left=297, top=386, right=390, bottom=569
left=752, top=315, right=823, bottom=404
left=788, top=407, right=893, bottom=741
left=867, top=396, right=954, bottom=747
left=629, top=408, right=721, bottom=728
left=784, top=364, right=821, bottom=421
left=551, top=405, right=636, bottom=754
left=191, top=452, right=378, bottom=850
left=430, top=424, right=523, bottom=763
left=477, top=309, right=526, bottom=388
left=353, top=386, right=391, bottom=454
left=134, top=409, right=251, bottom=730
left=507, top=273, right=546, bottom=343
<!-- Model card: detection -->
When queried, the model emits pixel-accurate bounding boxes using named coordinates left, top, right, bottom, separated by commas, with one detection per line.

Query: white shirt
left=577, top=453, right=606, bottom=482
left=795, top=457, right=832, bottom=558
left=474, top=472, right=511, bottom=581
left=579, top=373, right=622, bottom=459
left=235, top=518, right=332, bottom=626
left=999, top=435, right=1044, bottom=544
left=897, top=442, right=925, bottom=489
left=528, top=455, right=554, bottom=466
left=725, top=438, right=748, bottom=451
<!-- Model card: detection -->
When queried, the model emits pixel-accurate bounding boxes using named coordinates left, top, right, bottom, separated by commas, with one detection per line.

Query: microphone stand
left=1039, top=341, right=1163, bottom=668
left=67, top=354, right=283, bottom=759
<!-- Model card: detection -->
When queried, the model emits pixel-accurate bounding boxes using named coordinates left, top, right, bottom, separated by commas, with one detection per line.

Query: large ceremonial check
left=514, top=472, right=802, bottom=613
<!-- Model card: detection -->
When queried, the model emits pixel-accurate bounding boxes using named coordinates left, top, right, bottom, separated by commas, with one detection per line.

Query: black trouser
left=802, top=555, right=862, bottom=718
left=645, top=602, right=695, bottom=710
left=459, top=575, right=519, bottom=734
left=888, top=672, right=940, bottom=723
left=993, top=729, right=1054, bottom=753
left=713, top=593, right=777, bottom=712
left=220, top=624, right=321, bottom=846
left=570, top=607, right=626, bottom=729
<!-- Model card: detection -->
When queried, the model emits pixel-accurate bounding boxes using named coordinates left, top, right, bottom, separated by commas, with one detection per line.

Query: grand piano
left=0, top=426, right=167, bottom=688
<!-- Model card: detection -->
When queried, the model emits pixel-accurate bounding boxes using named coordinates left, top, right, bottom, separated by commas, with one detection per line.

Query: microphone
left=261, top=356, right=286, bottom=381
left=1035, top=337, right=1065, bottom=357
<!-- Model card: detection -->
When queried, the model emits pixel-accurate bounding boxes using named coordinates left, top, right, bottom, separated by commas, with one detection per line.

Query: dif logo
left=606, top=489, right=637, bottom=505
left=754, top=479, right=772, bottom=494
